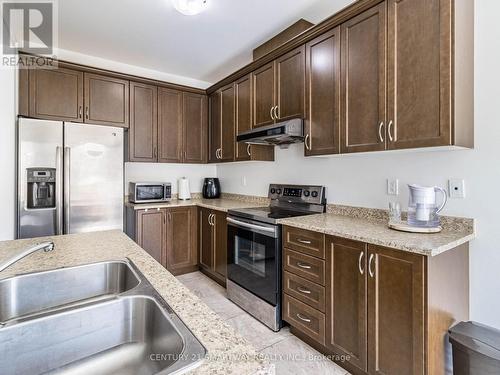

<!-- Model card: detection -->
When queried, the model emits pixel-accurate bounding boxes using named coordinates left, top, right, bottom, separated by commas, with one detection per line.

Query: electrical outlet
left=449, top=179, right=465, bottom=198
left=387, top=179, right=399, bottom=195
left=241, top=176, right=247, bottom=187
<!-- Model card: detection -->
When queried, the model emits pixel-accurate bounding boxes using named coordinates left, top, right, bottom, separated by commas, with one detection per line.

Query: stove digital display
left=283, top=188, right=302, bottom=197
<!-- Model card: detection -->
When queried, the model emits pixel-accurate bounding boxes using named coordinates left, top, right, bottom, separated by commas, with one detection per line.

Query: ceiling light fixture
left=172, top=0, right=208, bottom=16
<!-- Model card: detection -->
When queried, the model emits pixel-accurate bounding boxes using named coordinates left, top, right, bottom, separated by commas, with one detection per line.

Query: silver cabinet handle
left=368, top=253, right=375, bottom=278
left=388, top=120, right=394, bottom=142
left=210, top=213, right=216, bottom=226
left=85, top=107, right=89, bottom=120
left=63, top=147, right=71, bottom=234
left=296, top=313, right=311, bottom=323
left=296, top=286, right=312, bottom=295
left=296, top=262, right=312, bottom=270
left=217, top=148, right=222, bottom=159
left=78, top=106, right=82, bottom=119
left=246, top=144, right=251, bottom=156
left=55, top=146, right=63, bottom=235
left=270, top=106, right=275, bottom=120
left=378, top=122, right=384, bottom=143
left=274, top=106, right=279, bottom=120
left=358, top=251, right=365, bottom=275
left=304, top=134, right=311, bottom=150
left=297, top=238, right=312, bottom=245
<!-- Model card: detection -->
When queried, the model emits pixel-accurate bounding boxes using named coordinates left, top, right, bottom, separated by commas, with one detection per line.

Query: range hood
left=236, top=118, right=304, bottom=147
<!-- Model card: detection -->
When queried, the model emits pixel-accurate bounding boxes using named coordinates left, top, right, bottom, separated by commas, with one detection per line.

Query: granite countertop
left=278, top=212, right=475, bottom=257
left=125, top=197, right=268, bottom=212
left=0, top=231, right=271, bottom=375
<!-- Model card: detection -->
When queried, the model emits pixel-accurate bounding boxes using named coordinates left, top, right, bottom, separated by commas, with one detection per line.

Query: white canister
left=178, top=177, right=191, bottom=200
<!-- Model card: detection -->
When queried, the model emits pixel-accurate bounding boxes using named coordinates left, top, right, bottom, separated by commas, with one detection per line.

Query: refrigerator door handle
left=55, top=146, right=63, bottom=235
left=63, top=146, right=71, bottom=234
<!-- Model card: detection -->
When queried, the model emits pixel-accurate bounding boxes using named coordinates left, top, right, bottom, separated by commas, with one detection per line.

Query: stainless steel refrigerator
left=17, top=118, right=124, bottom=239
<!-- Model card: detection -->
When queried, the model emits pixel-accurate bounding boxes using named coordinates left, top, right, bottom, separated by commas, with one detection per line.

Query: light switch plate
left=448, top=179, right=465, bottom=198
left=387, top=179, right=399, bottom=195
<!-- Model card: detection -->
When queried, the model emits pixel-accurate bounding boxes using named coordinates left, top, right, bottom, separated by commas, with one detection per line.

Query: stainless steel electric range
left=226, top=184, right=326, bottom=331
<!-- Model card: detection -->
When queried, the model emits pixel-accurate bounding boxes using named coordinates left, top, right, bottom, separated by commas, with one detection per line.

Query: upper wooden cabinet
left=219, top=83, right=235, bottom=162
left=252, top=61, right=276, bottom=128
left=208, top=91, right=221, bottom=163
left=340, top=3, right=387, bottom=154
left=84, top=73, right=129, bottom=128
left=28, top=67, right=84, bottom=122
left=305, top=27, right=341, bottom=156
left=158, top=87, right=183, bottom=163
left=275, top=45, right=305, bottom=121
left=183, top=92, right=207, bottom=163
left=129, top=82, right=158, bottom=162
left=235, top=75, right=253, bottom=161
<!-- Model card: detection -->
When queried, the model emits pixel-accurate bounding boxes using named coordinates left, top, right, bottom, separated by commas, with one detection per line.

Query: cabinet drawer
left=284, top=226, right=325, bottom=259
left=284, top=248, right=325, bottom=285
left=284, top=271, right=325, bottom=312
left=283, top=294, right=325, bottom=345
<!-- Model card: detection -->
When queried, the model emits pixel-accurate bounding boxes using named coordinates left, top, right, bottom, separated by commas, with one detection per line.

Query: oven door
left=227, top=216, right=281, bottom=306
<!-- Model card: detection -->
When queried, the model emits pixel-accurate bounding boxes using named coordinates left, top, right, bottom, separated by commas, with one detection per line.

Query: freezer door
left=18, top=118, right=63, bottom=239
left=64, top=123, right=124, bottom=234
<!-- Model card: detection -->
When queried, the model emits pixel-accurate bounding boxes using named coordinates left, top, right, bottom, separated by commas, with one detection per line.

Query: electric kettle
left=407, top=184, right=447, bottom=228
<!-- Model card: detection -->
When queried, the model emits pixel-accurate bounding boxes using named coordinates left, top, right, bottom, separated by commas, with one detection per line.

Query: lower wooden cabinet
left=129, top=206, right=198, bottom=275
left=199, top=207, right=227, bottom=286
left=283, top=226, right=468, bottom=375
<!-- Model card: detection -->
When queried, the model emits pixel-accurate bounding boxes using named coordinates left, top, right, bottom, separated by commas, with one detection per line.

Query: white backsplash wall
left=217, top=0, right=500, bottom=330
left=125, top=162, right=216, bottom=194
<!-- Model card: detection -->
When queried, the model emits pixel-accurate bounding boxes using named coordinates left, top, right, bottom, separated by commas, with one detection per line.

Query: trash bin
left=449, top=321, right=500, bottom=375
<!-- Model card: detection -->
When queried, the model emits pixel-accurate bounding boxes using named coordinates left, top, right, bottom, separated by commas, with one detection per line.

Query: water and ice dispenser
left=26, top=168, right=56, bottom=209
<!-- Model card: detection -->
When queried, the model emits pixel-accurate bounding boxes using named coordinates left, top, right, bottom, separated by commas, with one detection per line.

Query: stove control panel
left=268, top=184, right=326, bottom=205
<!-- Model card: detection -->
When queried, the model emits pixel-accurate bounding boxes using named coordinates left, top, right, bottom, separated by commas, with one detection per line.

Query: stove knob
left=276, top=188, right=282, bottom=195
left=311, top=191, right=319, bottom=198
left=270, top=188, right=276, bottom=194
left=303, top=190, right=310, bottom=197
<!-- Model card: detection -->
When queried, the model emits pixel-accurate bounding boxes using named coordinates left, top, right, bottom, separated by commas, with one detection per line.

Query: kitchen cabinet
left=28, top=67, right=84, bottom=122
left=367, top=244, right=425, bottom=375
left=129, top=81, right=158, bottom=162
left=130, top=206, right=198, bottom=275
left=198, top=207, right=227, bottom=286
left=326, top=237, right=367, bottom=372
left=252, top=61, right=276, bottom=128
left=183, top=92, right=207, bottom=163
left=340, top=3, right=387, bottom=154
left=208, top=91, right=221, bottom=163
left=136, top=208, right=167, bottom=266
left=220, top=83, right=235, bottom=162
left=84, top=73, right=129, bottom=128
left=166, top=207, right=198, bottom=275
left=158, top=87, right=183, bottom=163
left=304, top=27, right=341, bottom=156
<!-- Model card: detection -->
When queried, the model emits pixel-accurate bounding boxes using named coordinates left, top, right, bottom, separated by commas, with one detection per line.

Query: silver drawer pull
left=296, top=313, right=311, bottom=323
left=296, top=262, right=312, bottom=269
left=296, top=286, right=311, bottom=294
left=297, top=239, right=312, bottom=245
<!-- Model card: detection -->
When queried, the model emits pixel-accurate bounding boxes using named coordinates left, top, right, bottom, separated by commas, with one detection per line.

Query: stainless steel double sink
left=0, top=260, right=206, bottom=375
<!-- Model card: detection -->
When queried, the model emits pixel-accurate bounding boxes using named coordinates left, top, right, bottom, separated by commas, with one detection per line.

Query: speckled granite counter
left=278, top=212, right=475, bottom=257
left=0, top=231, right=272, bottom=375
left=125, top=197, right=268, bottom=212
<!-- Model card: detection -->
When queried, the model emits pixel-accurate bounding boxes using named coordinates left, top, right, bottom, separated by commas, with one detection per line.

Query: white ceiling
left=58, top=0, right=353, bottom=86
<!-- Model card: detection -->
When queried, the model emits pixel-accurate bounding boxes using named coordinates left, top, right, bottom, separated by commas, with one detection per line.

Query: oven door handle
left=227, top=217, right=277, bottom=236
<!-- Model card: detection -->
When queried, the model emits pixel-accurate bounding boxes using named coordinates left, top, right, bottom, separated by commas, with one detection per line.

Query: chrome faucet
left=0, top=242, right=55, bottom=273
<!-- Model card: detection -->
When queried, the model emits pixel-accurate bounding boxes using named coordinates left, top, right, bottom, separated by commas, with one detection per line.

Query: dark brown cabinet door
left=275, top=45, right=305, bottom=121
left=158, top=88, right=183, bottom=163
left=387, top=0, right=452, bottom=149
left=183, top=92, right=207, bottom=163
left=209, top=92, right=221, bottom=163
left=166, top=207, right=198, bottom=275
left=220, top=84, right=235, bottom=162
left=199, top=208, right=214, bottom=270
left=129, top=82, right=157, bottom=162
left=305, top=27, right=341, bottom=156
left=84, top=73, right=129, bottom=128
left=28, top=67, right=84, bottom=122
left=235, top=75, right=252, bottom=161
left=214, top=211, right=227, bottom=279
left=252, top=61, right=276, bottom=128
left=136, top=209, right=166, bottom=267
left=367, top=245, right=425, bottom=375
left=326, top=237, right=367, bottom=372
left=340, top=3, right=387, bottom=153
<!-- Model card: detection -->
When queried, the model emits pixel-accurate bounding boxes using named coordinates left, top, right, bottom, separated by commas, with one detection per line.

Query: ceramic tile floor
left=177, top=271, right=350, bottom=375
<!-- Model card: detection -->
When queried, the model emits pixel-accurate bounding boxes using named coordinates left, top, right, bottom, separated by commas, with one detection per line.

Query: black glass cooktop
left=228, top=206, right=316, bottom=224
